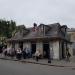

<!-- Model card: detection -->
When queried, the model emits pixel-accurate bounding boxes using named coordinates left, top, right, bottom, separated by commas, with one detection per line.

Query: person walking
left=10, top=48, right=15, bottom=59
left=66, top=48, right=71, bottom=62
left=35, top=50, right=40, bottom=62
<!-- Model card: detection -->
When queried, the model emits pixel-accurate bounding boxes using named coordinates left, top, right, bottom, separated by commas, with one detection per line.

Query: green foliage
left=0, top=19, right=17, bottom=45
left=0, top=19, right=16, bottom=38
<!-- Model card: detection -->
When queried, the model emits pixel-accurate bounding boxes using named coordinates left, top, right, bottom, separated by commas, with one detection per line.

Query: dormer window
left=40, top=24, right=44, bottom=32
left=41, top=25, right=44, bottom=32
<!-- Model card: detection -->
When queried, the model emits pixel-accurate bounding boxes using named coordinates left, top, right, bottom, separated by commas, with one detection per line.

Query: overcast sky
left=0, top=0, right=75, bottom=28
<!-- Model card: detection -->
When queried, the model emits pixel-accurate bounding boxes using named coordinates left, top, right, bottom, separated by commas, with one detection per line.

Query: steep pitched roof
left=7, top=23, right=68, bottom=41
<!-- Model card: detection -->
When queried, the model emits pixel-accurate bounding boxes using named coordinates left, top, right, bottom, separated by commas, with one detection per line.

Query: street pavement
left=0, top=53, right=75, bottom=68
left=0, top=59, right=75, bottom=75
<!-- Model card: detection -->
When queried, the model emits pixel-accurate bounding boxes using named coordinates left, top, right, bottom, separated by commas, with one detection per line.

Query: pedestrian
left=35, top=50, right=40, bottom=62
left=25, top=47, right=31, bottom=58
left=10, top=48, right=15, bottom=59
left=27, top=48, right=31, bottom=58
left=22, top=48, right=26, bottom=59
left=6, top=47, right=11, bottom=56
left=66, top=48, right=71, bottom=62
left=16, top=48, right=22, bottom=60
left=3, top=47, right=7, bottom=57
left=48, top=48, right=51, bottom=63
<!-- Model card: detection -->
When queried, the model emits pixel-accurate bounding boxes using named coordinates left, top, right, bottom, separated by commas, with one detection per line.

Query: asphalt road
left=0, top=59, right=75, bottom=75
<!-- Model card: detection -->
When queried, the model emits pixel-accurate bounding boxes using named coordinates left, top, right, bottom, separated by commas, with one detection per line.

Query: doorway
left=19, top=42, right=23, bottom=50
left=31, top=43, right=36, bottom=54
left=43, top=43, right=49, bottom=58
left=61, top=42, right=65, bottom=59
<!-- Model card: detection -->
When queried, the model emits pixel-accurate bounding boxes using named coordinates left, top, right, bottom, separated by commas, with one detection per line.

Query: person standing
left=22, top=48, right=26, bottom=59
left=48, top=48, right=51, bottom=63
left=16, top=48, right=22, bottom=60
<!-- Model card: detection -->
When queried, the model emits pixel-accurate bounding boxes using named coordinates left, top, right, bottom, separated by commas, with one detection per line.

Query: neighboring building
left=67, top=28, right=75, bottom=61
left=7, top=23, right=68, bottom=60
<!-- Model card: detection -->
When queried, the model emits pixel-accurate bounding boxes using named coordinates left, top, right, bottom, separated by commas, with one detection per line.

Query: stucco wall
left=49, top=42, right=53, bottom=59
left=67, top=32, right=75, bottom=61
left=67, top=43, right=75, bottom=62
left=52, top=41, right=60, bottom=60
left=7, top=42, right=12, bottom=48
left=15, top=43, right=19, bottom=50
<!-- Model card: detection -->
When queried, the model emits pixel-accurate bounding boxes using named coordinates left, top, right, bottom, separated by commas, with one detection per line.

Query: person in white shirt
left=35, top=50, right=41, bottom=62
left=16, top=48, right=22, bottom=60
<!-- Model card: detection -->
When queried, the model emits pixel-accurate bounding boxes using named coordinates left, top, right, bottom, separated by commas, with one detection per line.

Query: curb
left=0, top=57, right=74, bottom=68
left=20, top=60, right=65, bottom=67
left=0, top=57, right=18, bottom=61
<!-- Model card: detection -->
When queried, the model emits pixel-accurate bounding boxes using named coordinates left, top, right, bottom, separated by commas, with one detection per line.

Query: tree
left=0, top=19, right=16, bottom=45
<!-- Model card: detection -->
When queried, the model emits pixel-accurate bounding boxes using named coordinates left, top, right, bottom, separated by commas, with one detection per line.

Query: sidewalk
left=0, top=54, right=75, bottom=68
